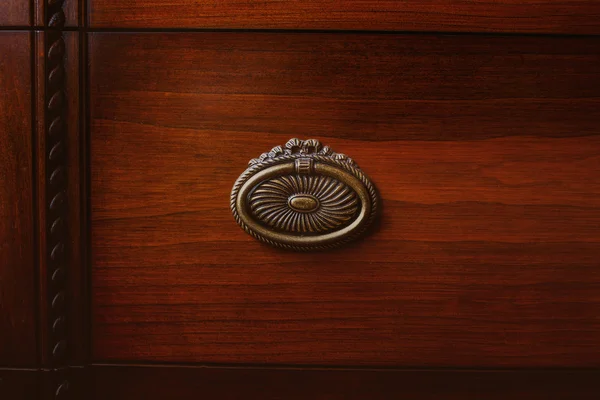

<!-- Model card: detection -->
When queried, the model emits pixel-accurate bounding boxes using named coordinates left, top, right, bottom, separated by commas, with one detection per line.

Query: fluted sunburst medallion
left=250, top=175, right=359, bottom=234
left=230, top=138, right=379, bottom=251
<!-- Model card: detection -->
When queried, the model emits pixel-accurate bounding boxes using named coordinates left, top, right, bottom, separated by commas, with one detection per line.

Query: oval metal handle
left=230, top=138, right=379, bottom=251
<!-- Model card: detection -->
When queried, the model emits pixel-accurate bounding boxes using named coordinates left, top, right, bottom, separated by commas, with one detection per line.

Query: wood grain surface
left=91, top=365, right=600, bottom=400
left=90, top=32, right=600, bottom=367
left=0, top=32, right=35, bottom=366
left=0, top=0, right=29, bottom=26
left=87, top=0, right=600, bottom=34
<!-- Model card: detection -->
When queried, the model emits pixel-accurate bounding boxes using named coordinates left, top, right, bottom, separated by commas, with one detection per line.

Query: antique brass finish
left=230, top=138, right=379, bottom=251
left=288, top=195, right=320, bottom=213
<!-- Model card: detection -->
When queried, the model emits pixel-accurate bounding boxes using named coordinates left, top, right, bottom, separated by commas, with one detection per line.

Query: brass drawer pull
left=230, top=138, right=379, bottom=251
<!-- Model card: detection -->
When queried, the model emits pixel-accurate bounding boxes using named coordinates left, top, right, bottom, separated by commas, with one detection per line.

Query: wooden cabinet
left=1, top=1, right=600, bottom=398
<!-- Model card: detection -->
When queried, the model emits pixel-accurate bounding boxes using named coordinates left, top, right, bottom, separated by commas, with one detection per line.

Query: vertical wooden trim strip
left=64, top=32, right=84, bottom=365
left=34, top=0, right=44, bottom=26
left=46, top=0, right=68, bottom=364
left=36, top=0, right=78, bottom=27
left=63, top=0, right=79, bottom=27
left=35, top=30, right=48, bottom=367
left=43, top=0, right=72, bottom=398
left=47, top=0, right=66, bottom=27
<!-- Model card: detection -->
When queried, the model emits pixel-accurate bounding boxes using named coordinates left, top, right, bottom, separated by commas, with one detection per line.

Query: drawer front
left=90, top=32, right=600, bottom=367
left=87, top=0, right=600, bottom=34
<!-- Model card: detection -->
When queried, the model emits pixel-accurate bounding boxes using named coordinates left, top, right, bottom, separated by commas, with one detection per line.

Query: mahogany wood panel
left=90, top=33, right=600, bottom=367
left=0, top=0, right=29, bottom=26
left=0, top=369, right=38, bottom=400
left=0, top=32, right=35, bottom=366
left=91, top=365, right=600, bottom=400
left=87, top=0, right=600, bottom=34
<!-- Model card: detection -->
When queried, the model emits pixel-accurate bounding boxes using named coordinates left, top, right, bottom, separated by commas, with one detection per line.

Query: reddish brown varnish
left=90, top=32, right=600, bottom=367
left=0, top=32, right=35, bottom=366
left=0, top=0, right=29, bottom=26
left=88, top=0, right=600, bottom=34
left=1, top=1, right=600, bottom=397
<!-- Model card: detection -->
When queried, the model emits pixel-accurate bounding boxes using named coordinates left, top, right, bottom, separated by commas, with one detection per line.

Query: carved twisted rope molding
left=46, top=0, right=71, bottom=397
